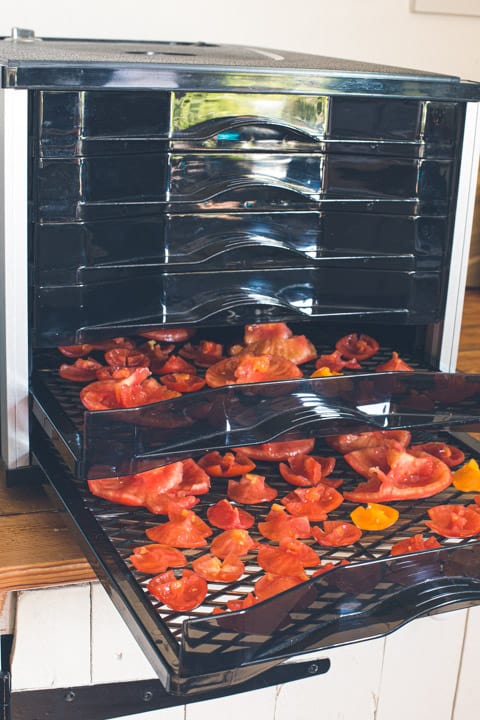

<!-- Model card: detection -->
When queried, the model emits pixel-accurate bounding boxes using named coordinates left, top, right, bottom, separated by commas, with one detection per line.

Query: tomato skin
left=425, top=504, right=480, bottom=538
left=192, top=553, right=245, bottom=582
left=227, top=473, right=278, bottom=505
left=59, top=357, right=104, bottom=382
left=257, top=539, right=320, bottom=576
left=325, top=430, right=411, bottom=454
left=315, top=350, right=361, bottom=372
left=312, top=520, right=362, bottom=547
left=279, top=454, right=336, bottom=487
left=375, top=352, right=414, bottom=372
left=234, top=439, right=315, bottom=461
left=147, top=569, right=207, bottom=611
left=389, top=534, right=441, bottom=556
left=197, top=450, right=256, bottom=478
left=258, top=503, right=311, bottom=541
left=254, top=572, right=308, bottom=600
left=205, top=353, right=302, bottom=387
left=281, top=484, right=344, bottom=520
left=210, top=529, right=257, bottom=558
left=350, top=502, right=399, bottom=531
left=206, top=499, right=255, bottom=530
left=140, top=327, right=196, bottom=343
left=159, top=373, right=206, bottom=393
left=410, top=442, right=465, bottom=468
left=129, top=544, right=187, bottom=574
left=335, top=333, right=379, bottom=360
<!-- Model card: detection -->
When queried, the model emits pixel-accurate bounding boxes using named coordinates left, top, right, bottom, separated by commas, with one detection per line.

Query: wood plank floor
left=458, top=288, right=480, bottom=372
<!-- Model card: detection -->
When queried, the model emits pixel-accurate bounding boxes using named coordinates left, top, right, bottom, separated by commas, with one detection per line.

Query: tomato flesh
left=375, top=352, right=413, bottom=372
left=312, top=520, right=362, bottom=546
left=390, top=534, right=441, bottom=556
left=147, top=569, right=207, bottom=611
left=206, top=499, right=255, bottom=530
left=235, top=439, right=315, bottom=461
left=197, top=450, right=256, bottom=477
left=425, top=504, right=480, bottom=538
left=227, top=474, right=278, bottom=504
left=279, top=454, right=336, bottom=487
left=129, top=544, right=187, bottom=574
left=281, top=484, right=344, bottom=520
left=192, top=553, right=245, bottom=582
left=258, top=503, right=311, bottom=541
left=335, top=333, right=379, bottom=360
left=210, top=529, right=257, bottom=558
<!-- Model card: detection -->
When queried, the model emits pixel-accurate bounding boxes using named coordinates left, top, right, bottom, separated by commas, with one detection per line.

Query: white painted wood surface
left=8, top=581, right=480, bottom=720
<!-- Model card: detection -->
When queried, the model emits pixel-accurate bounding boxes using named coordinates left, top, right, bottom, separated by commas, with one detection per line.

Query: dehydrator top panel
left=1, top=31, right=479, bottom=99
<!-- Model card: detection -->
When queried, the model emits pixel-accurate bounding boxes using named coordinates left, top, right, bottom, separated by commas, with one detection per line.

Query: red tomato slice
left=104, top=348, right=149, bottom=368
left=408, top=442, right=465, bottom=468
left=205, top=353, right=302, bottom=387
left=160, top=373, right=206, bottom=393
left=226, top=592, right=259, bottom=612
left=129, top=544, right=187, bottom=574
left=140, top=328, right=196, bottom=343
left=257, top=539, right=320, bottom=576
left=88, top=475, right=148, bottom=506
left=389, top=534, right=441, bottom=556
left=258, top=503, right=311, bottom=541
left=227, top=473, right=278, bottom=504
left=375, top=352, right=414, bottom=372
left=113, top=367, right=152, bottom=407
left=146, top=506, right=212, bottom=548
left=177, top=459, right=211, bottom=496
left=254, top=572, right=308, bottom=600
left=279, top=454, right=336, bottom=487
left=233, top=335, right=317, bottom=366
left=425, top=505, right=480, bottom=538
left=155, top=355, right=197, bottom=376
left=312, top=520, right=362, bottom=547
left=343, top=448, right=452, bottom=503
left=244, top=323, right=293, bottom=343
left=95, top=366, right=136, bottom=381
left=234, top=439, right=315, bottom=461
left=82, top=370, right=181, bottom=410
left=210, top=529, right=257, bottom=558
left=58, top=343, right=93, bottom=358
left=325, top=430, right=411, bottom=454
left=206, top=499, right=255, bottom=530
left=147, top=569, right=207, bottom=611
left=180, top=340, right=225, bottom=368
left=314, top=350, right=361, bottom=372
left=335, top=333, right=379, bottom=360
left=197, top=450, right=256, bottom=477
left=343, top=446, right=393, bottom=479
left=59, top=357, right=104, bottom=383
left=192, top=553, right=245, bottom=582
left=281, top=485, right=344, bottom=520
left=80, top=379, right=119, bottom=410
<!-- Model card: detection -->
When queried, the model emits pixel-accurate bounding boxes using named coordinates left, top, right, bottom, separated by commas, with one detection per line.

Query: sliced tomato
left=227, top=473, right=278, bottom=504
left=409, top=442, right=465, bottom=468
left=90, top=337, right=136, bottom=351
left=244, top=323, right=293, bottom=344
left=281, top=484, right=344, bottom=520
left=59, top=357, right=104, bottom=383
left=147, top=569, right=207, bottom=611
left=160, top=373, right=206, bottom=393
left=389, top=534, right=441, bottom=556
left=278, top=454, right=336, bottom=487
left=257, top=539, right=320, bottom=576
left=88, top=474, right=149, bottom=506
left=192, top=553, right=245, bottom=582
left=335, top=333, right=379, bottom=361
left=210, top=529, right=257, bottom=558
left=314, top=351, right=362, bottom=372
left=58, top=343, right=93, bottom=358
left=95, top=366, right=136, bottom=381
left=104, top=347, right=149, bottom=368
left=325, top=430, right=411, bottom=454
left=343, top=448, right=452, bottom=503
left=375, top=352, right=414, bottom=372
left=226, top=592, right=259, bottom=612
left=254, top=572, right=308, bottom=600
left=344, top=446, right=394, bottom=479
left=453, top=459, right=480, bottom=492
left=312, top=520, right=362, bottom=547
left=180, top=340, right=225, bottom=367
left=233, top=335, right=317, bottom=366
left=155, top=354, right=197, bottom=376
left=234, top=439, right=315, bottom=461
left=197, top=450, right=256, bottom=477
left=80, top=379, right=119, bottom=410
left=140, top=327, right=196, bottom=343
left=146, top=506, right=212, bottom=548
left=425, top=504, right=480, bottom=538
left=177, top=458, right=211, bottom=495
left=350, top=502, right=399, bottom=531
left=205, top=353, right=302, bottom=387
left=129, top=544, right=187, bottom=574
left=114, top=372, right=181, bottom=408
left=206, top=499, right=255, bottom=530
left=258, top=503, right=311, bottom=541
left=310, top=367, right=341, bottom=378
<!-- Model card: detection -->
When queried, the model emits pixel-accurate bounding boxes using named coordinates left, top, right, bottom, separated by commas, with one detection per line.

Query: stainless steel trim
left=0, top=88, right=30, bottom=468
left=427, top=101, right=480, bottom=371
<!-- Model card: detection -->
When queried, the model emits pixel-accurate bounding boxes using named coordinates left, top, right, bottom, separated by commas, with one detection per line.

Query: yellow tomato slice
left=452, top=459, right=480, bottom=492
left=310, top=366, right=341, bottom=378
left=350, top=502, right=399, bottom=531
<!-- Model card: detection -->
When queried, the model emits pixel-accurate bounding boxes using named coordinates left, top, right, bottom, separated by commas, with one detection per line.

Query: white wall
left=1, top=0, right=480, bottom=82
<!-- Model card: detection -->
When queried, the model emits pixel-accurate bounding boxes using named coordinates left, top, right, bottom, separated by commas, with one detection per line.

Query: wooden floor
left=458, top=288, right=480, bottom=372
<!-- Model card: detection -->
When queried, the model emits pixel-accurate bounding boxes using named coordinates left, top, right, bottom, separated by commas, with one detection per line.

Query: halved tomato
left=425, top=504, right=480, bottom=538
left=205, top=353, right=302, bottom=388
left=375, top=352, right=413, bottom=372
left=147, top=569, right=207, bottom=611
left=197, top=450, right=256, bottom=477
left=192, top=553, right=245, bottom=582
left=409, top=442, right=465, bottom=468
left=281, top=484, right=344, bottom=520
left=180, top=340, right=224, bottom=367
left=254, top=572, right=308, bottom=600
left=227, top=473, right=278, bottom=504
left=314, top=350, right=361, bottom=372
left=257, top=539, right=320, bottom=576
left=258, top=503, right=311, bottom=541
left=343, top=448, right=452, bottom=503
left=160, top=373, right=206, bottom=393
left=335, top=333, right=379, bottom=360
left=128, top=544, right=187, bottom=574
left=389, top=534, right=441, bottom=556
left=206, top=499, right=255, bottom=530
left=59, top=357, right=104, bottom=383
left=279, top=454, right=336, bottom=487
left=312, top=520, right=362, bottom=547
left=234, top=439, right=315, bottom=461
left=210, top=529, right=257, bottom=558
left=140, top=327, right=196, bottom=343
left=325, top=430, right=411, bottom=454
